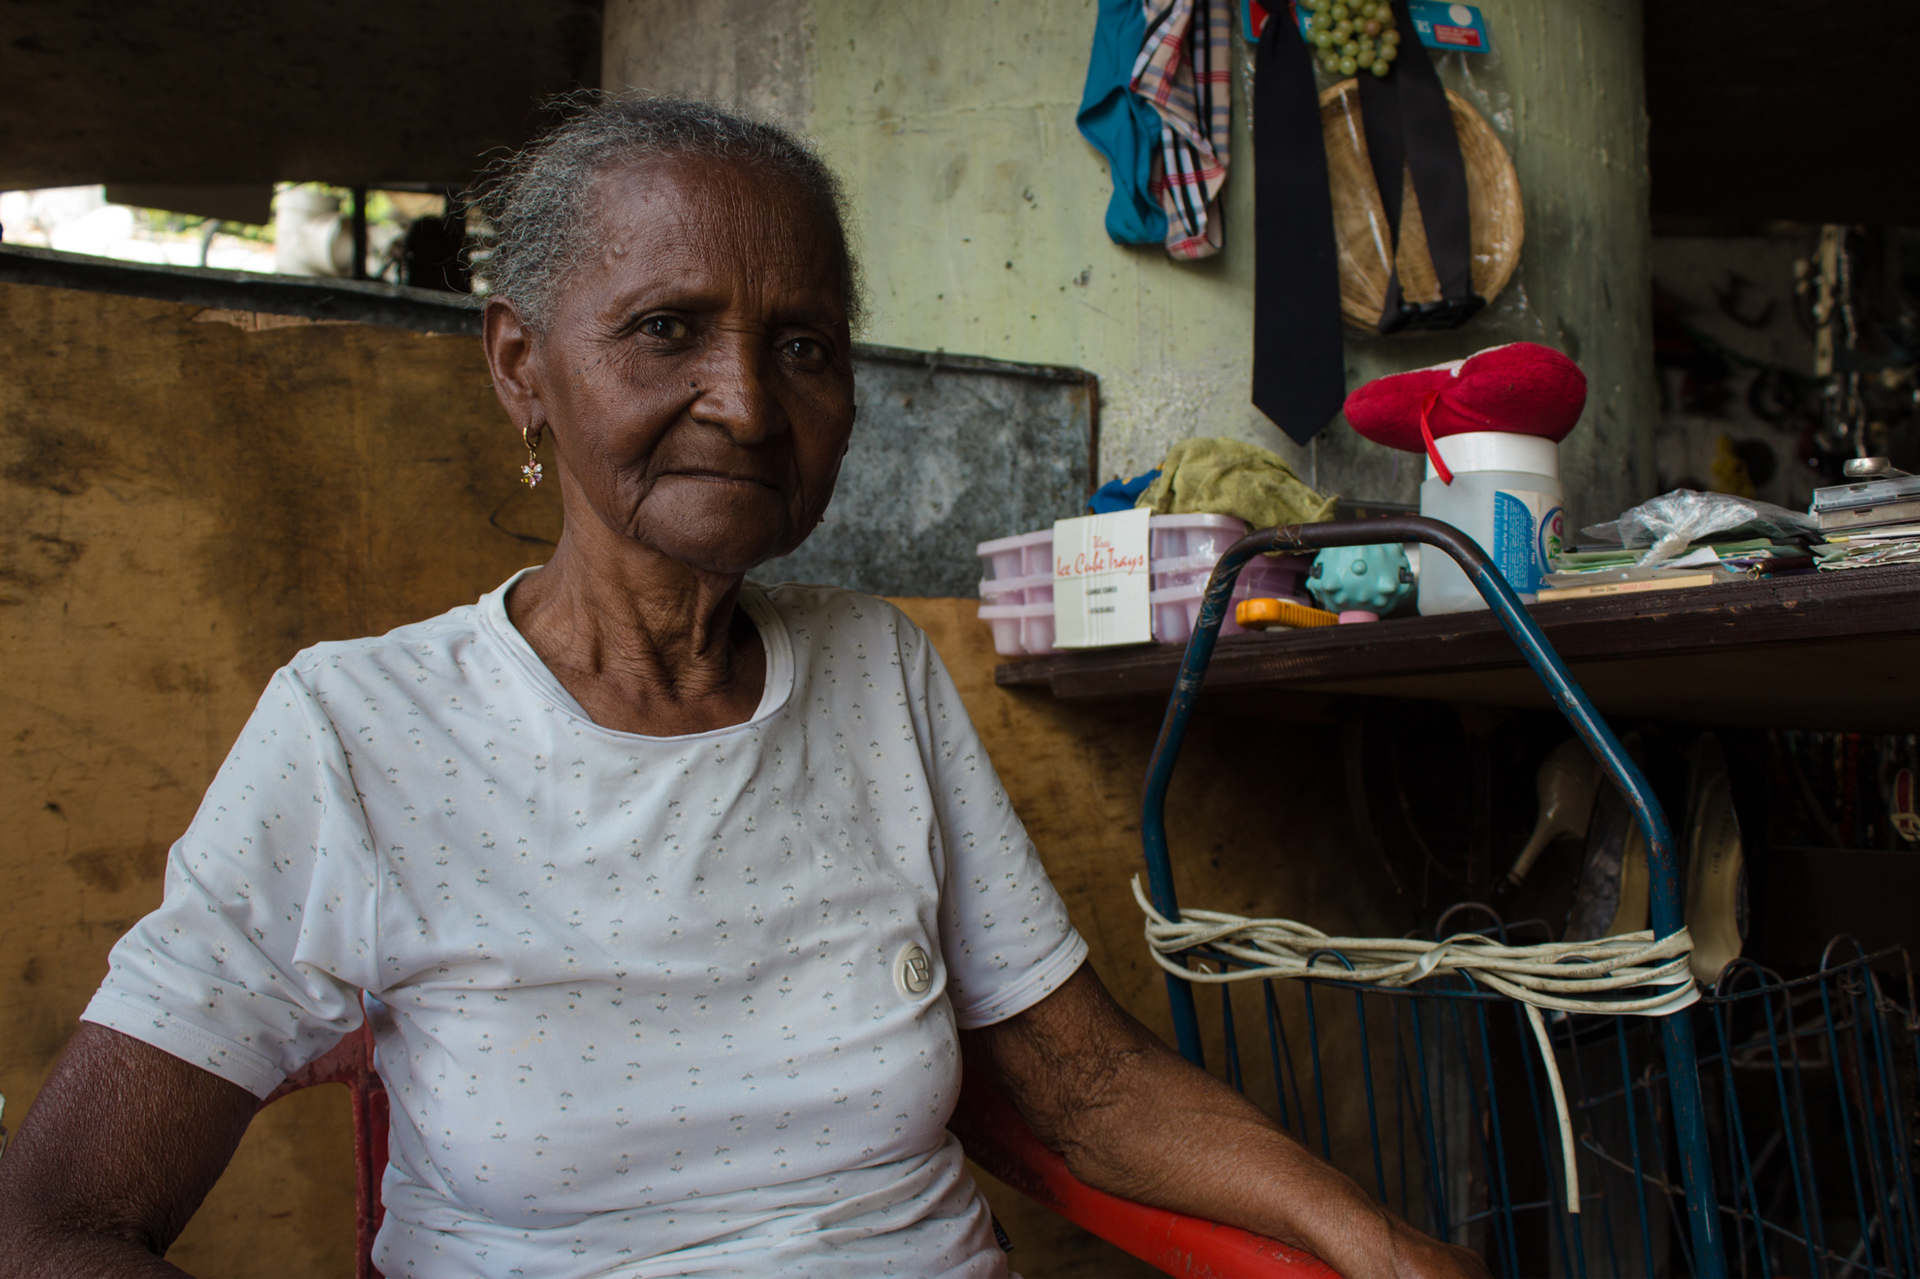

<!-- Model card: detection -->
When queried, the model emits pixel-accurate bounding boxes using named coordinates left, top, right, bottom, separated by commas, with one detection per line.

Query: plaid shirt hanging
left=1130, top=0, right=1231, bottom=260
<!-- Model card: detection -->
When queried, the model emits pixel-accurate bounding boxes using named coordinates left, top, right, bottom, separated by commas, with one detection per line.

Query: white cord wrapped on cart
left=1132, top=876, right=1699, bottom=1214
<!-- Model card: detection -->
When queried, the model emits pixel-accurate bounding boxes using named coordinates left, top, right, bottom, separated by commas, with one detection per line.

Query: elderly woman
left=0, top=99, right=1482, bottom=1279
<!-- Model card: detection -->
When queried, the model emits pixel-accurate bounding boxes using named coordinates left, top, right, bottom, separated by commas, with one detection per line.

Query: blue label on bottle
left=1538, top=505, right=1567, bottom=572
left=1492, top=490, right=1541, bottom=594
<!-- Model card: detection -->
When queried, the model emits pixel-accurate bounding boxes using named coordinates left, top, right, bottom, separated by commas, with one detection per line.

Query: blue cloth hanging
left=1088, top=469, right=1162, bottom=514
left=1076, top=0, right=1169, bottom=247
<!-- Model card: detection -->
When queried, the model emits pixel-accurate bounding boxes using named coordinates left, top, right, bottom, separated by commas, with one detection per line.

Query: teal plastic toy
left=1306, top=543, right=1414, bottom=621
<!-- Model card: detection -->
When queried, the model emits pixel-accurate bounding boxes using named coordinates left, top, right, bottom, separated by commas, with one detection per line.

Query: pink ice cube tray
left=975, top=515, right=1307, bottom=654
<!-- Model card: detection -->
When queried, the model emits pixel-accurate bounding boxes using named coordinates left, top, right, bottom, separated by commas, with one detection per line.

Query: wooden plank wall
left=0, top=281, right=1393, bottom=1276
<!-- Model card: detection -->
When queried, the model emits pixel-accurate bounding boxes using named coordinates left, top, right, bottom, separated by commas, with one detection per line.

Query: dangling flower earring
left=520, top=425, right=544, bottom=488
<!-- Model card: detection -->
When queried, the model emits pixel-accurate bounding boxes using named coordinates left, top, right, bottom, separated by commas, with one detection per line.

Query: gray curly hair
left=470, top=93, right=863, bottom=335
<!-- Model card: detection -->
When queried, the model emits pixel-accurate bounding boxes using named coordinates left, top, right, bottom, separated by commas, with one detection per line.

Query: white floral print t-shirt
left=83, top=572, right=1086, bottom=1278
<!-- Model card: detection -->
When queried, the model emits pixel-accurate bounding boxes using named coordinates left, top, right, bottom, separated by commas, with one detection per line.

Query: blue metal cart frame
left=1138, top=516, right=1730, bottom=1276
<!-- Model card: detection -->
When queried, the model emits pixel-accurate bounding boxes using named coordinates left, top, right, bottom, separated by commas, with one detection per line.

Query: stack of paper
left=1814, top=522, right=1920, bottom=570
left=1537, top=538, right=1813, bottom=601
left=1810, top=473, right=1920, bottom=570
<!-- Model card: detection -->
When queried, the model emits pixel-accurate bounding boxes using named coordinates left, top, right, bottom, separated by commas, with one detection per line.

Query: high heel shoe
left=1566, top=733, right=1651, bottom=942
left=1683, top=733, right=1747, bottom=985
left=1507, top=737, right=1605, bottom=888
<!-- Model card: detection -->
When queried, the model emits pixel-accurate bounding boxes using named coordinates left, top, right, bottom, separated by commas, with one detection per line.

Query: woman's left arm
left=958, top=963, right=1489, bottom=1279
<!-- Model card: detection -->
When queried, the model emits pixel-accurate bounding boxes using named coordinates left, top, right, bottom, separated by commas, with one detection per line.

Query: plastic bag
left=1582, top=490, right=1819, bottom=566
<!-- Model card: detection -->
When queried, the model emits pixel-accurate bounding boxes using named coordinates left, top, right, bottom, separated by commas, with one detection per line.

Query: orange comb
left=1235, top=598, right=1339, bottom=631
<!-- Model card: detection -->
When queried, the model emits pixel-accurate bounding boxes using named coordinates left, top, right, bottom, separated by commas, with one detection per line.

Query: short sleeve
left=81, top=667, right=380, bottom=1098
left=898, top=619, right=1087, bottom=1029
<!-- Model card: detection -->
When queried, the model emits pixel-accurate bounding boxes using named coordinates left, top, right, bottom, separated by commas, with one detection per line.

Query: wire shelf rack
left=1139, top=518, right=1920, bottom=1278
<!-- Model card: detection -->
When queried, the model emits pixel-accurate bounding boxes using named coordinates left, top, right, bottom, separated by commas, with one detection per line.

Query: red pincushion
left=1343, top=344, right=1587, bottom=474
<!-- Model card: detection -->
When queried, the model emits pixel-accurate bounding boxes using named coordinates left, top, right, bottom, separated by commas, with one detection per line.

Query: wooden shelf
left=995, top=565, right=1920, bottom=731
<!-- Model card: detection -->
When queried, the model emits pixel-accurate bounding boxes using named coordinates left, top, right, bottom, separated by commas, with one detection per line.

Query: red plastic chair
left=263, top=1028, right=1338, bottom=1279
left=262, top=1022, right=388, bottom=1279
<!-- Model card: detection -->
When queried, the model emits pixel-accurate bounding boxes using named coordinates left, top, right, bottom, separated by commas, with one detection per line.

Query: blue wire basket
left=1138, top=517, right=1920, bottom=1279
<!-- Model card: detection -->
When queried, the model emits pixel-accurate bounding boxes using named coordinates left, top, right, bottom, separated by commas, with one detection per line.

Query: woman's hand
left=959, top=964, right=1490, bottom=1279
left=0, top=1024, right=257, bottom=1278
left=1374, top=1217, right=1493, bottom=1279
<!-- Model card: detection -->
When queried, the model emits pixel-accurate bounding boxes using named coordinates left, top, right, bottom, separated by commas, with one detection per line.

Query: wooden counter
left=996, top=564, right=1920, bottom=731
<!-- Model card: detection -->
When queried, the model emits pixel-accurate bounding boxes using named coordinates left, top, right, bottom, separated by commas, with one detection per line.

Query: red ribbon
left=1419, top=390, right=1453, bottom=485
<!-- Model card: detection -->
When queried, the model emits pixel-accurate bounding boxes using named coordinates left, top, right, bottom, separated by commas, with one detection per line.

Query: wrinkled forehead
left=578, top=156, right=847, bottom=308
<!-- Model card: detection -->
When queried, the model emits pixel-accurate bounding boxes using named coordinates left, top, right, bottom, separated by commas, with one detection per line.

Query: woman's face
left=500, top=157, right=856, bottom=577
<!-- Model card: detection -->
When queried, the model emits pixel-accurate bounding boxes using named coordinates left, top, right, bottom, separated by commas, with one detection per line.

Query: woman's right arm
left=0, top=1024, right=257, bottom=1278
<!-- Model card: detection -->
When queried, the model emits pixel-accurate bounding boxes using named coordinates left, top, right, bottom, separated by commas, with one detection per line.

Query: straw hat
left=1318, top=78, right=1524, bottom=332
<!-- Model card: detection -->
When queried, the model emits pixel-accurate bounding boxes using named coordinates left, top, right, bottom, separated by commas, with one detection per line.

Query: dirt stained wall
left=0, top=281, right=1390, bottom=1276
left=0, top=280, right=561, bottom=1273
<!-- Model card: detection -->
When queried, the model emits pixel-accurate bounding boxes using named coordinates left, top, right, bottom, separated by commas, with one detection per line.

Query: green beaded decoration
left=1299, top=0, right=1401, bottom=79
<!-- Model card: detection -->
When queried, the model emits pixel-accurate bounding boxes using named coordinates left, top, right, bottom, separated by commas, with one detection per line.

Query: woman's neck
left=504, top=530, right=767, bottom=737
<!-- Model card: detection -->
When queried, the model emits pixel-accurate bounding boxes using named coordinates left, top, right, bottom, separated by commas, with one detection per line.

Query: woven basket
left=1318, top=78, right=1523, bottom=331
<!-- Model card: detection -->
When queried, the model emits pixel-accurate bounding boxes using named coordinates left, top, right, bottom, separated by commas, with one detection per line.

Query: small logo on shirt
left=895, top=943, right=933, bottom=997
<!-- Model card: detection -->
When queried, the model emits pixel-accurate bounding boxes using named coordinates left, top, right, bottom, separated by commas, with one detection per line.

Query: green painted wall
left=605, top=0, right=1653, bottom=529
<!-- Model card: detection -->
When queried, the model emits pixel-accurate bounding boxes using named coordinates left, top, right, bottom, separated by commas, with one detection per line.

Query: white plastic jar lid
left=1424, top=431, right=1560, bottom=481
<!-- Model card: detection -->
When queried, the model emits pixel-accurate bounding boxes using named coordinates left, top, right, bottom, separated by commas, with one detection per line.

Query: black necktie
left=1250, top=11, right=1348, bottom=446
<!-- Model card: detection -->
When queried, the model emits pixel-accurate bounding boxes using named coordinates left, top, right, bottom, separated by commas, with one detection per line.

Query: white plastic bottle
left=1417, top=433, right=1567, bottom=615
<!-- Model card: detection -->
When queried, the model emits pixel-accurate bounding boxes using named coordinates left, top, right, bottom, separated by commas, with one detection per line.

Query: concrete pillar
left=603, top=0, right=1653, bottom=529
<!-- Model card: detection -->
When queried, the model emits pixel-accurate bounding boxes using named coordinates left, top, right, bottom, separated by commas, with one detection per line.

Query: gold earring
left=520, top=426, right=543, bottom=487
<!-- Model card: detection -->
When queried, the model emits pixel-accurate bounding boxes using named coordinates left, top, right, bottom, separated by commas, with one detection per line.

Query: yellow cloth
left=1136, top=437, right=1338, bottom=528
